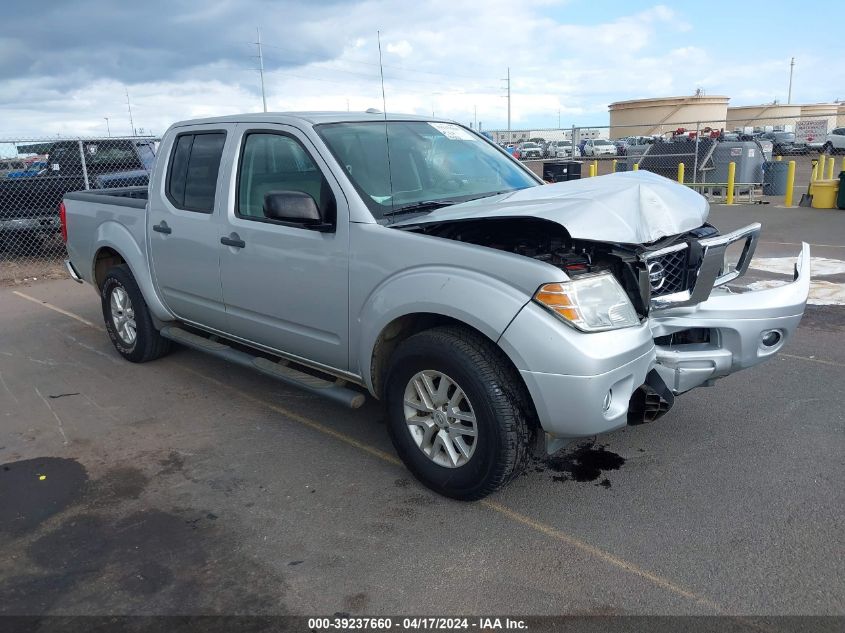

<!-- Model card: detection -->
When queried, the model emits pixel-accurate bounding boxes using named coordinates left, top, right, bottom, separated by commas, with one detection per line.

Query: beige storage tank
left=608, top=95, right=729, bottom=139
left=726, top=104, right=802, bottom=131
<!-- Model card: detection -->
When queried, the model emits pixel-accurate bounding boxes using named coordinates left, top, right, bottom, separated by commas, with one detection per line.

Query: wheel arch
left=367, top=312, right=539, bottom=431
left=90, top=222, right=173, bottom=322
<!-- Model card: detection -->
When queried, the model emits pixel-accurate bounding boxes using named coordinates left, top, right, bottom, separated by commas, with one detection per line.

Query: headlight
left=533, top=273, right=639, bottom=332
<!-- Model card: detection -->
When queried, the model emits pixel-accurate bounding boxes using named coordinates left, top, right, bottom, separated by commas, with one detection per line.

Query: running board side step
left=159, top=326, right=366, bottom=409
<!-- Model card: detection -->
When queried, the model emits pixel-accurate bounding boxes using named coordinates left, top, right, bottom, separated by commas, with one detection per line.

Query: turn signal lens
left=533, top=273, right=639, bottom=332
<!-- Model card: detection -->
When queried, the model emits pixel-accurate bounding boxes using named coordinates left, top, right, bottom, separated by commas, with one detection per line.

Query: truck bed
left=63, top=187, right=150, bottom=285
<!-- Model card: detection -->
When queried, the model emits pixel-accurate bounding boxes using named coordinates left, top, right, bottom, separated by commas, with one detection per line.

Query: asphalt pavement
left=0, top=202, right=843, bottom=617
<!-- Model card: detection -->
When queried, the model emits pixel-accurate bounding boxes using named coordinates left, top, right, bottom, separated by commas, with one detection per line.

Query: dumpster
left=838, top=171, right=845, bottom=210
left=543, top=161, right=582, bottom=182
left=762, top=161, right=789, bottom=196
left=810, top=179, right=840, bottom=209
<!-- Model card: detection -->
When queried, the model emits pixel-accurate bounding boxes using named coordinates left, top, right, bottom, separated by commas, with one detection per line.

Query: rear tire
left=101, top=264, right=171, bottom=363
left=384, top=326, right=533, bottom=500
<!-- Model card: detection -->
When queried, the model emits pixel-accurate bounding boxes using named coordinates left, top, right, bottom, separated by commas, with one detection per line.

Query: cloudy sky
left=1, top=0, right=842, bottom=138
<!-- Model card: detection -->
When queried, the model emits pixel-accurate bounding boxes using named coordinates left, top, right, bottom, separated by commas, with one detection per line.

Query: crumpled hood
left=394, top=170, right=710, bottom=244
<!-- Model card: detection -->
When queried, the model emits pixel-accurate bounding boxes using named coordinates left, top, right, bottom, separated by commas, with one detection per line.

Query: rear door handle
left=152, top=221, right=172, bottom=234
left=220, top=234, right=246, bottom=249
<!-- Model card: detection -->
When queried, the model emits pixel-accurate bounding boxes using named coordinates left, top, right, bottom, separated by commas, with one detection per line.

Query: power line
left=257, top=41, right=493, bottom=82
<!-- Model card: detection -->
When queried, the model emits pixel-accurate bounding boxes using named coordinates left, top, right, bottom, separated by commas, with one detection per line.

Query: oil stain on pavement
left=0, top=457, right=88, bottom=536
left=0, top=455, right=289, bottom=615
left=538, top=442, right=626, bottom=487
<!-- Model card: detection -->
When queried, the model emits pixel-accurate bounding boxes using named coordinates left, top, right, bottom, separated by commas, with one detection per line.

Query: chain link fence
left=489, top=113, right=844, bottom=203
left=2, top=114, right=844, bottom=283
left=0, top=136, right=158, bottom=283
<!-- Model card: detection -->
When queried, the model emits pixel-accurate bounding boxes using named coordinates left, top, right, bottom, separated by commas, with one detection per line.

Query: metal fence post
left=77, top=139, right=90, bottom=190
left=692, top=122, right=700, bottom=185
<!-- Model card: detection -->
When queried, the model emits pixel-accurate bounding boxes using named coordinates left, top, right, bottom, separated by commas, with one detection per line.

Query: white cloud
left=0, top=1, right=842, bottom=138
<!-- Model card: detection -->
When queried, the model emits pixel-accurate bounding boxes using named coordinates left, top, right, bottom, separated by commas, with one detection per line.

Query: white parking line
left=12, top=290, right=100, bottom=329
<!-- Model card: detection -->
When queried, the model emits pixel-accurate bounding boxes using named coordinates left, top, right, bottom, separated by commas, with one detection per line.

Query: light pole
left=104, top=117, right=110, bottom=137
left=787, top=57, right=795, bottom=104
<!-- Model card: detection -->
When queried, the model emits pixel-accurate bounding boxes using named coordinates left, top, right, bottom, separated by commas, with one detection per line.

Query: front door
left=148, top=127, right=231, bottom=331
left=218, top=125, right=350, bottom=371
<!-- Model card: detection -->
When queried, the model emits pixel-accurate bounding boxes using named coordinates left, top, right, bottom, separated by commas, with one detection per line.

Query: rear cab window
left=166, top=131, right=227, bottom=213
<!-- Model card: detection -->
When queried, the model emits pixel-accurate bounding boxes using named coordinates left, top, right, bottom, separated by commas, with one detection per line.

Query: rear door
left=148, top=126, right=231, bottom=331
left=217, top=124, right=350, bottom=371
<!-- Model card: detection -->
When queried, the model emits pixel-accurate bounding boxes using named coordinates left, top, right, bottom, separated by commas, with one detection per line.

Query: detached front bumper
left=649, top=243, right=810, bottom=394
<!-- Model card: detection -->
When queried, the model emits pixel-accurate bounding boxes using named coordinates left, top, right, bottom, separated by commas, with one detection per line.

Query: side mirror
left=263, top=190, right=332, bottom=231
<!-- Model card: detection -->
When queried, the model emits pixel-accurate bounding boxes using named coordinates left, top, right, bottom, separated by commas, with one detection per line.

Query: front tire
left=384, top=326, right=533, bottom=500
left=101, top=264, right=171, bottom=363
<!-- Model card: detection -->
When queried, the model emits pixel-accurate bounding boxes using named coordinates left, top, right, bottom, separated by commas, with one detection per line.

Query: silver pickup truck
left=62, top=112, right=810, bottom=499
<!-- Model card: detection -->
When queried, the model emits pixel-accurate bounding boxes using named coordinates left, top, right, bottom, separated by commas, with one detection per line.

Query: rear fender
left=93, top=220, right=173, bottom=322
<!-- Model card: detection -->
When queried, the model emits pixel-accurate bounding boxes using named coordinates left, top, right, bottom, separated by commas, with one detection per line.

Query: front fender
left=356, top=266, right=531, bottom=393
left=92, top=221, right=174, bottom=322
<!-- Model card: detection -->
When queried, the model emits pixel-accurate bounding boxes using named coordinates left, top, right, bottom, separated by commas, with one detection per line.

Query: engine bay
left=406, top=217, right=653, bottom=316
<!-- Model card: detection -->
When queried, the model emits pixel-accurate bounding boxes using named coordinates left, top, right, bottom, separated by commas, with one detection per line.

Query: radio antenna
left=377, top=31, right=395, bottom=220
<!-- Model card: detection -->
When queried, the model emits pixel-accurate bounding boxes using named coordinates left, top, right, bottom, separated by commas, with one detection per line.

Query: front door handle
left=152, top=221, right=172, bottom=234
left=220, top=234, right=246, bottom=249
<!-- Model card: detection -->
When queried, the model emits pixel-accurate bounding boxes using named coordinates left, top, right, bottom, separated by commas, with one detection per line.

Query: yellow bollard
left=784, top=160, right=796, bottom=207
left=818, top=154, right=826, bottom=180
left=811, top=160, right=818, bottom=182
left=726, top=161, right=736, bottom=205
left=592, top=159, right=598, bottom=175
left=633, top=162, right=639, bottom=171
left=611, top=159, right=617, bottom=173
left=677, top=162, right=685, bottom=183
left=775, top=155, right=782, bottom=161
left=588, top=163, right=596, bottom=178
left=827, top=156, right=835, bottom=180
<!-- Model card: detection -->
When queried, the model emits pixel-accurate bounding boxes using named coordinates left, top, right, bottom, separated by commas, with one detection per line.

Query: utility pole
left=558, top=108, right=561, bottom=129
left=104, top=117, right=110, bottom=137
left=256, top=27, right=267, bottom=112
left=125, top=89, right=135, bottom=136
left=501, top=67, right=511, bottom=131
left=787, top=57, right=795, bottom=104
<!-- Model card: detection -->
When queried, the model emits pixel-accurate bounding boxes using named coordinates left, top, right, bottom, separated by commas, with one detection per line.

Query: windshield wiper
left=382, top=200, right=460, bottom=217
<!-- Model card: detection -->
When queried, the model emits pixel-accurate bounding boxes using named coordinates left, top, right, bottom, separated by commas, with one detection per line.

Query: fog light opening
left=602, top=390, right=613, bottom=412
left=760, top=329, right=782, bottom=349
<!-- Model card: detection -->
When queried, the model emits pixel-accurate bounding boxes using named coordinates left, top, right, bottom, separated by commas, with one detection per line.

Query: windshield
left=522, top=142, right=539, bottom=148
left=595, top=140, right=611, bottom=145
left=316, top=121, right=538, bottom=219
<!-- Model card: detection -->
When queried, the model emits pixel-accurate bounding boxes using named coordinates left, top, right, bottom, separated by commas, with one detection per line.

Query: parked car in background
left=582, top=139, right=617, bottom=157
left=62, top=111, right=809, bottom=500
left=0, top=138, right=156, bottom=240
left=0, top=158, right=27, bottom=178
left=758, top=132, right=797, bottom=155
left=549, top=140, right=579, bottom=158
left=515, top=142, right=543, bottom=160
left=5, top=161, right=49, bottom=179
left=823, top=128, right=845, bottom=154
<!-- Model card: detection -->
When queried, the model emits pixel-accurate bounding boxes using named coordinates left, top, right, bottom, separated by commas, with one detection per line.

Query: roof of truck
left=171, top=111, right=454, bottom=128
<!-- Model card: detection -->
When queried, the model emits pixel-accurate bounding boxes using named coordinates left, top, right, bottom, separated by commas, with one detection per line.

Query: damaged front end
left=395, top=173, right=810, bottom=442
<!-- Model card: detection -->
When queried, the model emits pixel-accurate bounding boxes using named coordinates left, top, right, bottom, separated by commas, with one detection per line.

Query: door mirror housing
left=263, top=191, right=332, bottom=231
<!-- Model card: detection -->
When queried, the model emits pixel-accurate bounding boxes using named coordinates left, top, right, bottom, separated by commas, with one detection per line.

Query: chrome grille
left=645, top=245, right=690, bottom=298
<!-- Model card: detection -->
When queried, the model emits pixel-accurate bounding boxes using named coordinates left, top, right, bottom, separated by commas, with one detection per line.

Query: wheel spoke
left=433, top=374, right=451, bottom=406
left=448, top=408, right=475, bottom=423
left=420, top=373, right=439, bottom=405
left=451, top=435, right=472, bottom=459
left=413, top=378, right=435, bottom=410
left=404, top=397, right=432, bottom=414
left=439, top=431, right=460, bottom=467
left=448, top=423, right=476, bottom=437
